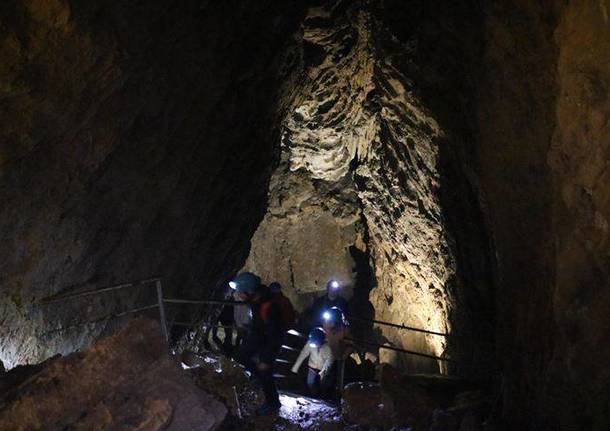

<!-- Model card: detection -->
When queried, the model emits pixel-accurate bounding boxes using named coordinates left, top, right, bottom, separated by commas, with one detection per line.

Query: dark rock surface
left=478, top=1, right=610, bottom=429
left=0, top=318, right=226, bottom=430
left=0, top=0, right=609, bottom=429
left=244, top=0, right=610, bottom=429
left=0, top=0, right=303, bottom=367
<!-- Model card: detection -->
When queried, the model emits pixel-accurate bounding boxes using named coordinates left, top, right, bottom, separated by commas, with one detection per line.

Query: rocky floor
left=218, top=393, right=343, bottom=431
left=0, top=319, right=489, bottom=430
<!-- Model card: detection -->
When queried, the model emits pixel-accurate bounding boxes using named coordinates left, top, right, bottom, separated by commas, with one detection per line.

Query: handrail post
left=156, top=279, right=169, bottom=343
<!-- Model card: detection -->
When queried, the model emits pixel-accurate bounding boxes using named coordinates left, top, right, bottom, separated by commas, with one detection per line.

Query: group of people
left=226, top=272, right=351, bottom=416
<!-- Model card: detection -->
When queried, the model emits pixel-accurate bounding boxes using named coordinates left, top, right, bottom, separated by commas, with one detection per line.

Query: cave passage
left=1, top=0, right=609, bottom=430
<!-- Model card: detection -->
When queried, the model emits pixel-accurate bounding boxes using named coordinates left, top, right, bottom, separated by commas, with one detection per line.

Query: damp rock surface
left=243, top=0, right=469, bottom=375
left=0, top=0, right=303, bottom=368
left=0, top=318, right=226, bottom=431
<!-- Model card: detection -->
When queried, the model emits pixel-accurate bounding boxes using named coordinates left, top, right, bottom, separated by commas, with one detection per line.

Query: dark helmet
left=229, top=272, right=261, bottom=294
left=308, top=327, right=326, bottom=347
left=269, top=282, right=282, bottom=293
left=322, top=306, right=344, bottom=325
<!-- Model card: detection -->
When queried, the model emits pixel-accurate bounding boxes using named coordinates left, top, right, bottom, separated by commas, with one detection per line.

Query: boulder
left=379, top=365, right=445, bottom=429
left=0, top=319, right=226, bottom=431
left=183, top=350, right=263, bottom=418
left=342, top=381, right=395, bottom=429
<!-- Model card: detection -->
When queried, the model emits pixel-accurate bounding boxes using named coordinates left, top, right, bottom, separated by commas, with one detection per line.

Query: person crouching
left=291, top=327, right=334, bottom=397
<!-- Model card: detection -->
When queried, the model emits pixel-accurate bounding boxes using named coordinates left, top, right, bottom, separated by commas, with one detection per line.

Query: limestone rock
left=342, top=382, right=395, bottom=429
left=244, top=0, right=464, bottom=374
left=0, top=319, right=226, bottom=431
left=0, top=0, right=303, bottom=368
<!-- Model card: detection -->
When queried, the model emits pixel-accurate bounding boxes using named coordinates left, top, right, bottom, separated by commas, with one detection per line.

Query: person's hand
left=257, top=362, right=271, bottom=371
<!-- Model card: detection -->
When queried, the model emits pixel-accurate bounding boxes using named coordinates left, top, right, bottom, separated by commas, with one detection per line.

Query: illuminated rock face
left=246, top=1, right=610, bottom=428
left=244, top=3, right=479, bottom=373
left=0, top=0, right=609, bottom=429
left=0, top=0, right=302, bottom=367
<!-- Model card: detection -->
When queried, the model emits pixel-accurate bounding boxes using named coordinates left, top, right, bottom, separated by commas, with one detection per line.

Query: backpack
left=260, top=293, right=296, bottom=329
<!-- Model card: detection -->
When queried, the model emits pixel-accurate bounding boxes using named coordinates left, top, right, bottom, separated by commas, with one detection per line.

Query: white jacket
left=291, top=343, right=334, bottom=378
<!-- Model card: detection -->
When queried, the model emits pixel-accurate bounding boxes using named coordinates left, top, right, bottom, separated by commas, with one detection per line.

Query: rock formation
left=478, top=1, right=610, bottom=429
left=0, top=0, right=303, bottom=367
left=0, top=319, right=227, bottom=431
left=243, top=1, right=480, bottom=375
left=0, top=0, right=609, bottom=429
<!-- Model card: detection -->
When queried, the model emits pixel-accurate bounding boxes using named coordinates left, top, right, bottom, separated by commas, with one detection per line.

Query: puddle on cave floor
left=220, top=390, right=343, bottom=431
left=277, top=391, right=341, bottom=428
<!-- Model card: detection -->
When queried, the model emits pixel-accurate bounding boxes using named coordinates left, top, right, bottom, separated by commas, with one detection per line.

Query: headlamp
left=322, top=311, right=331, bottom=321
left=330, top=280, right=340, bottom=289
left=229, top=281, right=237, bottom=290
left=309, top=343, right=319, bottom=348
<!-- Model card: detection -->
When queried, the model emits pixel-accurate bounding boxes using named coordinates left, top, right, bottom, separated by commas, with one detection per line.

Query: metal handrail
left=277, top=329, right=455, bottom=364
left=163, top=297, right=457, bottom=365
left=38, top=276, right=161, bottom=304
left=163, top=298, right=246, bottom=306
left=163, top=298, right=451, bottom=338
left=37, top=277, right=169, bottom=342
left=348, top=315, right=451, bottom=337
left=41, top=303, right=160, bottom=336
left=346, top=337, right=455, bottom=363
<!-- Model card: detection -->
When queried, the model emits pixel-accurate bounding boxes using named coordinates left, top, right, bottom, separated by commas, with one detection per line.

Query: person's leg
left=337, top=359, right=345, bottom=393
left=259, top=366, right=280, bottom=406
left=211, top=326, right=223, bottom=352
left=221, top=326, right=234, bottom=356
left=307, top=368, right=320, bottom=396
left=236, top=338, right=257, bottom=374
left=320, top=363, right=337, bottom=398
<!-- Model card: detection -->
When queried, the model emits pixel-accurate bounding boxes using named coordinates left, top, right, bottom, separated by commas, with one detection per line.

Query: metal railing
left=38, top=286, right=458, bottom=367
left=166, top=298, right=456, bottom=364
left=38, top=277, right=169, bottom=342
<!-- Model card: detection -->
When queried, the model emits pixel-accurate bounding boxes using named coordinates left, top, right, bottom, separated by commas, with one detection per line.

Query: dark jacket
left=250, top=291, right=284, bottom=364
left=307, top=294, right=349, bottom=328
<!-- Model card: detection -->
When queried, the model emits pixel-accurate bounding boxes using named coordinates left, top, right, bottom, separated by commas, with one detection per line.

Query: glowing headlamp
left=309, top=343, right=319, bottom=348
left=229, top=281, right=237, bottom=290
left=330, top=280, right=340, bottom=289
left=322, top=311, right=331, bottom=321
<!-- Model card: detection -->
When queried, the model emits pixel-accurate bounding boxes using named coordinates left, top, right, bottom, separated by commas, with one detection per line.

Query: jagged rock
left=243, top=0, right=463, bottom=374
left=0, top=0, right=609, bottom=429
left=0, top=0, right=303, bottom=368
left=343, top=365, right=478, bottom=430
left=0, top=319, right=226, bottom=431
left=342, top=381, right=395, bottom=429
left=378, top=366, right=444, bottom=429
left=183, top=350, right=263, bottom=418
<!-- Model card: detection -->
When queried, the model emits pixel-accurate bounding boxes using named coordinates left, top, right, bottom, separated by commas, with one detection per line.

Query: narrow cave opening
left=1, top=0, right=609, bottom=430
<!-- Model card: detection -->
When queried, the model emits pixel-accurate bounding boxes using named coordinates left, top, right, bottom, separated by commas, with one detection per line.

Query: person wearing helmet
left=230, top=273, right=258, bottom=349
left=211, top=302, right=236, bottom=356
left=322, top=307, right=349, bottom=356
left=291, top=327, right=334, bottom=396
left=232, top=272, right=284, bottom=416
left=268, top=282, right=296, bottom=329
left=322, top=306, right=352, bottom=396
left=305, top=279, right=349, bottom=329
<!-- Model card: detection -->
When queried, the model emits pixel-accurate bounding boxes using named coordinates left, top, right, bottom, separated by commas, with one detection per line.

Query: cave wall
left=0, top=0, right=302, bottom=368
left=242, top=0, right=610, bottom=428
left=243, top=1, right=489, bottom=374
left=479, top=0, right=610, bottom=429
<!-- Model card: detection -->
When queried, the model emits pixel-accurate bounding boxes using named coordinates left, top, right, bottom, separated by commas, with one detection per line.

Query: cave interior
left=0, top=0, right=609, bottom=430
